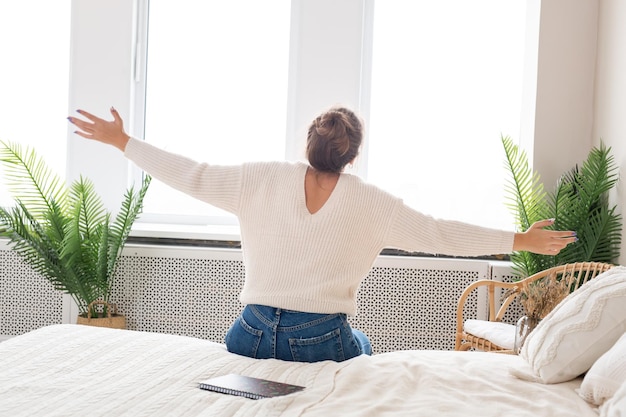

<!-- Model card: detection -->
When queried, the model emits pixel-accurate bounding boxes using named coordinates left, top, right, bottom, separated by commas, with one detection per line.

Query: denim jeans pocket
left=288, top=327, right=345, bottom=362
left=226, top=315, right=262, bottom=358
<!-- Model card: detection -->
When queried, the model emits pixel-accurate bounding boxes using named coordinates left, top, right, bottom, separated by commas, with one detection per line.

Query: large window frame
left=64, top=0, right=597, bottom=242
left=131, top=0, right=523, bottom=236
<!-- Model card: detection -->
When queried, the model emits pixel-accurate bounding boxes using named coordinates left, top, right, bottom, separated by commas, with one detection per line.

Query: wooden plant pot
left=77, top=300, right=126, bottom=329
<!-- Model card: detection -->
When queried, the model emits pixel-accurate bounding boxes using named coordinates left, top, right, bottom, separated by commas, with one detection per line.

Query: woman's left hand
left=513, top=219, right=578, bottom=255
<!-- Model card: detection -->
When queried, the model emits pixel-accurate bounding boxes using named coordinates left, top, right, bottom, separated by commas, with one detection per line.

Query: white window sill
left=127, top=223, right=510, bottom=263
left=130, top=222, right=241, bottom=242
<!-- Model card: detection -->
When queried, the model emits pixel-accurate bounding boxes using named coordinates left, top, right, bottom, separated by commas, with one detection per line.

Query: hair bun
left=319, top=111, right=349, bottom=155
left=306, top=107, right=363, bottom=173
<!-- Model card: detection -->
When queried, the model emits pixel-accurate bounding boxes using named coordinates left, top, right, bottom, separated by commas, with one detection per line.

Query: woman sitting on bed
left=68, top=106, right=577, bottom=363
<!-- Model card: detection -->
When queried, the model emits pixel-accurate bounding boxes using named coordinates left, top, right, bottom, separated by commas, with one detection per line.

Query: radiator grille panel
left=491, top=263, right=525, bottom=325
left=0, top=250, right=63, bottom=336
left=353, top=266, right=480, bottom=351
left=111, top=256, right=245, bottom=344
left=1, top=245, right=503, bottom=352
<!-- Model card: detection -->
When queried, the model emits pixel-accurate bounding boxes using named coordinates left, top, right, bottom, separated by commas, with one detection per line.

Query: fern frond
left=108, top=175, right=151, bottom=275
left=62, top=186, right=109, bottom=308
left=578, top=143, right=618, bottom=199
left=502, top=136, right=553, bottom=277
left=577, top=206, right=622, bottom=262
left=68, top=176, right=107, bottom=241
left=550, top=142, right=621, bottom=264
left=0, top=140, right=68, bottom=219
left=0, top=202, right=65, bottom=283
left=96, top=219, right=111, bottom=300
left=501, top=136, right=548, bottom=231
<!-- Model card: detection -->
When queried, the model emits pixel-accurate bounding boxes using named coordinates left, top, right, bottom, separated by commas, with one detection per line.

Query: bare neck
left=304, top=167, right=340, bottom=214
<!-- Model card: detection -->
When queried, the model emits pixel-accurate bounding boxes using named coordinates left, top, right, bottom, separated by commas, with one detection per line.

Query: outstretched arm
left=513, top=219, right=577, bottom=255
left=68, top=107, right=242, bottom=214
left=385, top=204, right=577, bottom=257
left=68, top=107, right=130, bottom=152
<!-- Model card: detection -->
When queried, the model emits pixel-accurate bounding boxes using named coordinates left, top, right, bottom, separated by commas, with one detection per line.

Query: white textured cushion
left=600, top=380, right=626, bottom=417
left=463, top=319, right=515, bottom=350
left=520, top=266, right=626, bottom=384
left=579, top=331, right=626, bottom=405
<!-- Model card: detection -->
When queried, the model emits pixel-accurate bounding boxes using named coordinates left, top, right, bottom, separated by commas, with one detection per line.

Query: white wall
left=593, top=0, right=626, bottom=264
left=67, top=0, right=136, bottom=212
left=530, top=0, right=599, bottom=189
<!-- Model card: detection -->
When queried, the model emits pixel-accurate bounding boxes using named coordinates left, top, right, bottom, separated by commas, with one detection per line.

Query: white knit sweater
left=125, top=138, right=515, bottom=315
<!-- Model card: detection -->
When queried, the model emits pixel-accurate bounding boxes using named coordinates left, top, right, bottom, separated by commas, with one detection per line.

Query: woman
left=68, top=106, right=577, bottom=363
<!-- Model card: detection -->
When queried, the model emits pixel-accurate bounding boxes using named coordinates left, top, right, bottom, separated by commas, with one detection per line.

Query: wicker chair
left=455, top=261, right=614, bottom=352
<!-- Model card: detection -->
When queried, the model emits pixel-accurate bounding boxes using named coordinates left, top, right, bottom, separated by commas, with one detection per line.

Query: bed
left=0, top=322, right=620, bottom=417
left=2, top=267, right=626, bottom=416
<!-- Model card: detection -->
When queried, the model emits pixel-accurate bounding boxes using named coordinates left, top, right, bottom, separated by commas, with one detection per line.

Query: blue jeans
left=225, top=304, right=372, bottom=363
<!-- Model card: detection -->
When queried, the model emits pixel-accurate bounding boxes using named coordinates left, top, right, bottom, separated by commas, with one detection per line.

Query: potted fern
left=502, top=136, right=622, bottom=278
left=0, top=140, right=150, bottom=326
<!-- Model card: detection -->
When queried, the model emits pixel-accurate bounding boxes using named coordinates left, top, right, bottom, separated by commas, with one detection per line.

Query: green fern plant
left=502, top=136, right=621, bottom=278
left=0, top=140, right=150, bottom=316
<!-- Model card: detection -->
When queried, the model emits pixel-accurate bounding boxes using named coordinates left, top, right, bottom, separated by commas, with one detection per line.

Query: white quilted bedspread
left=0, top=324, right=597, bottom=417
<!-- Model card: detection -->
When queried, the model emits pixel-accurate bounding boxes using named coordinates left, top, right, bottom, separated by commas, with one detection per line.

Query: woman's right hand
left=67, top=107, right=130, bottom=152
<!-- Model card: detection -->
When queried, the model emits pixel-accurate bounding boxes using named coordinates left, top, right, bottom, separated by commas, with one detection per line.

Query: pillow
left=463, top=319, right=516, bottom=350
left=519, top=266, right=626, bottom=384
left=579, top=331, right=626, bottom=405
left=600, top=379, right=626, bottom=417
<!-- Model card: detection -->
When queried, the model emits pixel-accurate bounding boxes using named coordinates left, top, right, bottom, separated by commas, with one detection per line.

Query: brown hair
left=305, top=107, right=363, bottom=173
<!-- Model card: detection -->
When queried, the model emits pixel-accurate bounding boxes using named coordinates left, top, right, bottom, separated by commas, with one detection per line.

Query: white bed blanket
left=0, top=325, right=596, bottom=417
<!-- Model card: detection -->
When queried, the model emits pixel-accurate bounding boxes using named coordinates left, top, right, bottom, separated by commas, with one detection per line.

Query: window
left=138, top=0, right=524, bottom=233
left=0, top=1, right=70, bottom=207
left=367, top=0, right=526, bottom=230
left=139, top=1, right=291, bottom=225
left=56, top=1, right=535, bottom=239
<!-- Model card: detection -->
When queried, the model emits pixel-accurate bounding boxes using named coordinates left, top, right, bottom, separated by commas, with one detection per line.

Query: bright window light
left=367, top=0, right=526, bottom=230
left=141, top=1, right=291, bottom=224
left=0, top=1, right=70, bottom=207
